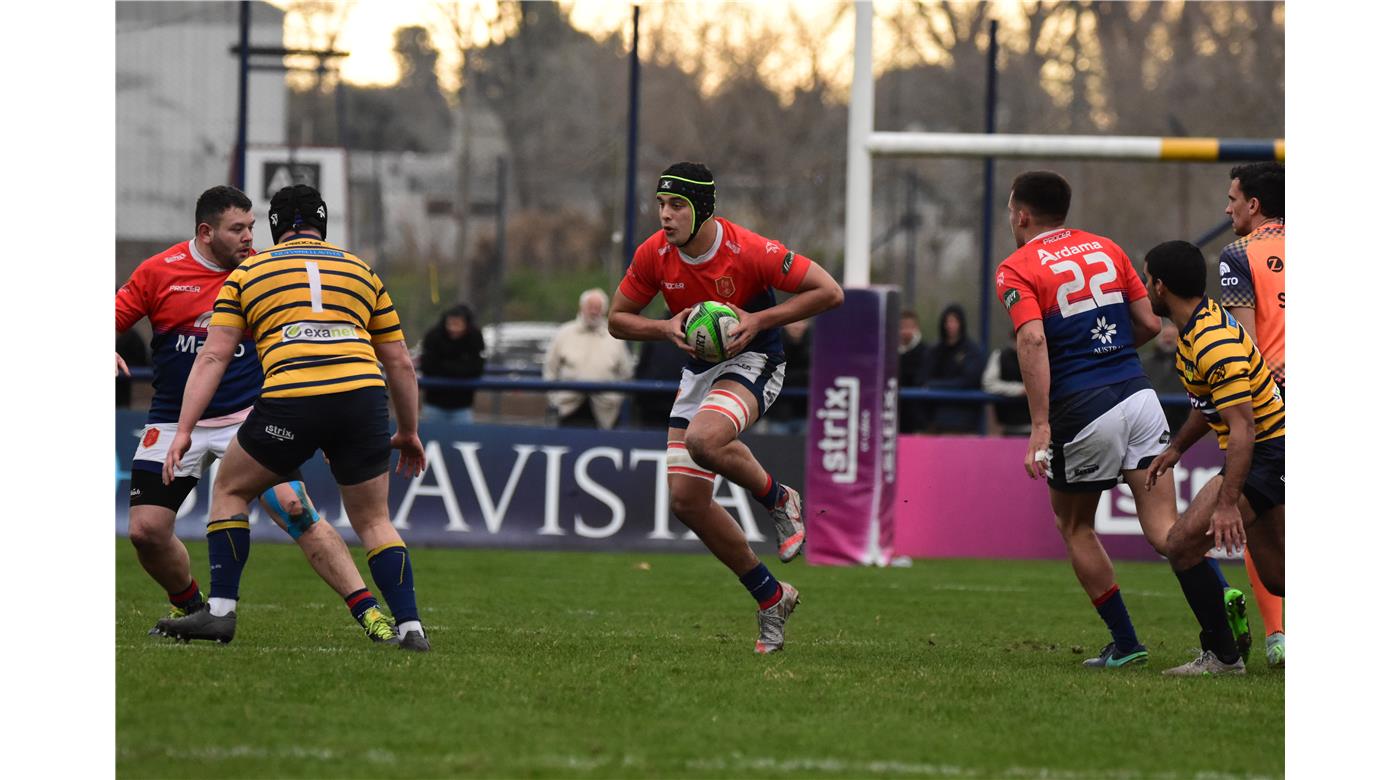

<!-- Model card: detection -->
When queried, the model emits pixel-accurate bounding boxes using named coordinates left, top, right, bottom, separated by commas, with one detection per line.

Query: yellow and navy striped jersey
left=210, top=238, right=403, bottom=399
left=1174, top=298, right=1284, bottom=449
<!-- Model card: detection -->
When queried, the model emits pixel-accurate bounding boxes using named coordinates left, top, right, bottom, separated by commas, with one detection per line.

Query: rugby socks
left=1091, top=585, right=1140, bottom=653
left=367, top=542, right=420, bottom=632
left=1174, top=561, right=1241, bottom=664
left=740, top=562, right=783, bottom=609
left=168, top=580, right=203, bottom=612
left=206, top=514, right=251, bottom=615
left=753, top=474, right=783, bottom=512
left=1245, top=549, right=1285, bottom=636
left=344, top=588, right=382, bottom=623
left=1206, top=557, right=1230, bottom=589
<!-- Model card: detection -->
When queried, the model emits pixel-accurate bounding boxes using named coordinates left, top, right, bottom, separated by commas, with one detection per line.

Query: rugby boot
left=399, top=629, right=431, bottom=653
left=1223, top=587, right=1252, bottom=665
left=149, top=603, right=199, bottom=637
left=1082, top=641, right=1149, bottom=669
left=769, top=485, right=806, bottom=563
left=360, top=606, right=398, bottom=644
left=156, top=604, right=236, bottom=644
left=1265, top=632, right=1285, bottom=669
left=1162, top=649, right=1246, bottom=676
left=754, top=582, right=800, bottom=654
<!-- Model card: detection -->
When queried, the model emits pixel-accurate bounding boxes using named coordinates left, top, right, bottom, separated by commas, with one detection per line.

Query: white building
left=116, top=1, right=286, bottom=261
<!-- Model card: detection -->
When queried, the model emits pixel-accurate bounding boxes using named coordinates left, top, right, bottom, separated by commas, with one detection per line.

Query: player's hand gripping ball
left=684, top=301, right=739, bottom=362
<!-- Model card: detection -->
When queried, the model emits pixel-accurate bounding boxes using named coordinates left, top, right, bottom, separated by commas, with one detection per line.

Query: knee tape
left=697, top=388, right=752, bottom=434
left=261, top=481, right=319, bottom=540
left=666, top=441, right=715, bottom=482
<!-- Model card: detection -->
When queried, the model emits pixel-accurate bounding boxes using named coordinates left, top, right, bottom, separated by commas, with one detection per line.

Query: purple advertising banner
left=114, top=411, right=804, bottom=555
left=804, top=288, right=900, bottom=566
left=893, top=434, right=1226, bottom=561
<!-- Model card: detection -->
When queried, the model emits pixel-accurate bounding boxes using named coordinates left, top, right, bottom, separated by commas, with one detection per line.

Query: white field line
left=117, top=747, right=1278, bottom=779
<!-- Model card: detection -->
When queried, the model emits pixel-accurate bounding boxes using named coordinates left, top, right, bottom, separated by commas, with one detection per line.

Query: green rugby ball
left=684, top=301, right=739, bottom=362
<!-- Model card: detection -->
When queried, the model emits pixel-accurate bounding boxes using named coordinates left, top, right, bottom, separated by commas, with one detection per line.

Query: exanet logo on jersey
left=282, top=322, right=356, bottom=342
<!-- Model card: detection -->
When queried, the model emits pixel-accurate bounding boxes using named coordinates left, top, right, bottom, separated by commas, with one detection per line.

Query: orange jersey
left=1218, top=222, right=1284, bottom=385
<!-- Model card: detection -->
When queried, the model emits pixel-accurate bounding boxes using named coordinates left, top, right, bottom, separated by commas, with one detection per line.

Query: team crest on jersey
left=142, top=428, right=160, bottom=448
left=715, top=276, right=736, bottom=298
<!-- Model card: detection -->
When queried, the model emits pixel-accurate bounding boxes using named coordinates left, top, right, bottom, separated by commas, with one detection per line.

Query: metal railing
left=121, top=367, right=1191, bottom=408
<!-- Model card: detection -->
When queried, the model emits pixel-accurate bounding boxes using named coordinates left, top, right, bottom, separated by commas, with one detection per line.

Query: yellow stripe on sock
left=366, top=541, right=406, bottom=561
left=207, top=519, right=251, bottom=533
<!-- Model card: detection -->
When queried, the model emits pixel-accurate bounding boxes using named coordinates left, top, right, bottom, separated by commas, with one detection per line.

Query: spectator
left=419, top=303, right=486, bottom=424
left=897, top=310, right=931, bottom=434
left=633, top=309, right=689, bottom=429
left=1139, top=317, right=1190, bottom=434
left=981, top=329, right=1032, bottom=436
left=764, top=319, right=811, bottom=436
left=925, top=303, right=985, bottom=434
left=544, top=288, right=633, bottom=429
left=116, top=328, right=149, bottom=408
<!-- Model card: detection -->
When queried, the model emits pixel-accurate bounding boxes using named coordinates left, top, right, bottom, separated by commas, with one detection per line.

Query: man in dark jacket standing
left=898, top=310, right=932, bottom=433
left=926, top=303, right=985, bottom=434
left=420, top=304, right=486, bottom=424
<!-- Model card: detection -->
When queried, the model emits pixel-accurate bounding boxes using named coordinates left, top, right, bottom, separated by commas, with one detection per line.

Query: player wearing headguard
left=157, top=185, right=431, bottom=652
left=607, top=162, right=844, bottom=654
left=996, top=171, right=1243, bottom=673
left=117, top=185, right=396, bottom=644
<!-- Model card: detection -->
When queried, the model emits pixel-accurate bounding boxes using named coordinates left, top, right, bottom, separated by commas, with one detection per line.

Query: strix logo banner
left=804, top=287, right=900, bottom=566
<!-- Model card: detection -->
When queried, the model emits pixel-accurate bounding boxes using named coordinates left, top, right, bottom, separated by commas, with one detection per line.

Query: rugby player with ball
left=608, top=162, right=843, bottom=654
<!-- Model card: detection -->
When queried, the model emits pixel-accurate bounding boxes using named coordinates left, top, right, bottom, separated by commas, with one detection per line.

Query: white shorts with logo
left=668, top=351, right=786, bottom=430
left=1047, top=387, right=1169, bottom=493
left=131, top=421, right=239, bottom=479
left=665, top=351, right=786, bottom=482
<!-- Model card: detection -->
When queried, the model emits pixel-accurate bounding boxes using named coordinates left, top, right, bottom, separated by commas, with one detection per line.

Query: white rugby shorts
left=1047, top=388, right=1170, bottom=492
left=131, top=421, right=239, bottom=479
left=668, top=351, right=786, bottom=430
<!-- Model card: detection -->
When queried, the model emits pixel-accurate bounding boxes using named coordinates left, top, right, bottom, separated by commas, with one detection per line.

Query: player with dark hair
left=1144, top=240, right=1285, bottom=676
left=157, top=184, right=431, bottom=651
left=608, top=162, right=844, bottom=653
left=996, top=170, right=1242, bottom=672
left=1218, top=161, right=1286, bottom=667
left=117, top=185, right=396, bottom=644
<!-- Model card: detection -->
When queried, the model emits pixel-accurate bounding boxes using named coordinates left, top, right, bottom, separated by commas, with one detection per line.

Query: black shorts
left=238, top=386, right=391, bottom=486
left=1241, top=435, right=1285, bottom=516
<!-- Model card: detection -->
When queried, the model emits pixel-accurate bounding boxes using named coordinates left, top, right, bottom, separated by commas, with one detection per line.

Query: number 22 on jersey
left=1049, top=251, right=1121, bottom=318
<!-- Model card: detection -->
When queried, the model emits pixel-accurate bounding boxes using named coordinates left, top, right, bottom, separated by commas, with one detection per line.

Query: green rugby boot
left=1082, top=642, right=1149, bottom=669
left=1223, top=588, right=1252, bottom=665
left=359, top=606, right=398, bottom=644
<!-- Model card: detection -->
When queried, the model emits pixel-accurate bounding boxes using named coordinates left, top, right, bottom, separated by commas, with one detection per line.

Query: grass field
left=116, top=541, right=1283, bottom=779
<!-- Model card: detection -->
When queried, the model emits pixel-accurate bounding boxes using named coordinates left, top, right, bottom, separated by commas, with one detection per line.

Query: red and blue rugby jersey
left=995, top=228, right=1148, bottom=401
left=620, top=217, right=812, bottom=369
left=115, top=241, right=262, bottom=424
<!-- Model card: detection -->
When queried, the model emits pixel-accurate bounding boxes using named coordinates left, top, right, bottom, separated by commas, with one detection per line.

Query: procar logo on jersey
left=169, top=284, right=202, bottom=293
left=164, top=253, right=187, bottom=264
left=1036, top=240, right=1105, bottom=265
left=282, top=322, right=356, bottom=342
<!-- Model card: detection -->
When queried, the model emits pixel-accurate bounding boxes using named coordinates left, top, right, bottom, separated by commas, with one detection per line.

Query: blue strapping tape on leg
left=261, top=481, right=319, bottom=540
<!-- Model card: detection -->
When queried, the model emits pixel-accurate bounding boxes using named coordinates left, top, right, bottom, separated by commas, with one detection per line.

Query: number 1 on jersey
left=305, top=261, right=324, bottom=312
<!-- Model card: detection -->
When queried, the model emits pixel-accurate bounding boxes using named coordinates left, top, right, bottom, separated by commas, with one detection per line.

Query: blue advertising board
left=115, top=411, right=805, bottom=556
